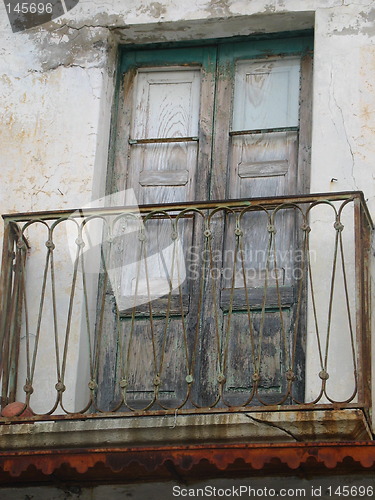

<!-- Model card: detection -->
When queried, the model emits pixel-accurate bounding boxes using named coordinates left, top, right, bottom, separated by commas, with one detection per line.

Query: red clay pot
left=1, top=402, right=34, bottom=417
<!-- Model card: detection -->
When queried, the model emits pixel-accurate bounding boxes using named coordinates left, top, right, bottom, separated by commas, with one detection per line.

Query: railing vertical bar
left=157, top=224, right=177, bottom=389
left=60, top=237, right=82, bottom=387
left=290, top=216, right=308, bottom=376
left=354, top=197, right=365, bottom=405
left=255, top=211, right=272, bottom=377
left=7, top=242, right=27, bottom=402
left=30, top=242, right=50, bottom=383
left=80, top=237, right=93, bottom=378
left=361, top=203, right=372, bottom=410
left=354, top=197, right=371, bottom=407
left=323, top=214, right=340, bottom=372
left=175, top=218, right=190, bottom=380
left=0, top=222, right=17, bottom=408
left=0, top=223, right=14, bottom=356
left=91, top=240, right=110, bottom=411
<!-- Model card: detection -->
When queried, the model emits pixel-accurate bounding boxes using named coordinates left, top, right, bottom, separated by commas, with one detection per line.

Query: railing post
left=354, top=196, right=372, bottom=411
left=7, top=236, right=27, bottom=403
left=0, top=221, right=16, bottom=409
left=361, top=199, right=372, bottom=413
left=0, top=220, right=27, bottom=409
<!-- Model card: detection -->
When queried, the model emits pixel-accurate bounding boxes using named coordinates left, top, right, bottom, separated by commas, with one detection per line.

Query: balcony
left=0, top=191, right=373, bottom=449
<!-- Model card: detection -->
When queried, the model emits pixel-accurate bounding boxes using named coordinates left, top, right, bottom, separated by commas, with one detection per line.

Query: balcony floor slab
left=0, top=408, right=372, bottom=451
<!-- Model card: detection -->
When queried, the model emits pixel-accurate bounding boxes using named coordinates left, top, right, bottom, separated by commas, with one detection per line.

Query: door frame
left=97, top=33, right=314, bottom=409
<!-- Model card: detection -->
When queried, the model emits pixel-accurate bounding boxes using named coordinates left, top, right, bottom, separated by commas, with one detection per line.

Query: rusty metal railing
left=0, top=192, right=372, bottom=419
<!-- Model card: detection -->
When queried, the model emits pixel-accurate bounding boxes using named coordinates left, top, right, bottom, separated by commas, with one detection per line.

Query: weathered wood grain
left=238, top=160, right=289, bottom=178
left=139, top=169, right=189, bottom=186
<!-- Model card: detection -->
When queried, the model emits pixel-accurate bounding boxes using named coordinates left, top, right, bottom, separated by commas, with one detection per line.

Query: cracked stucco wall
left=311, top=4, right=375, bottom=199
left=304, top=4, right=375, bottom=419
left=0, top=0, right=374, bottom=424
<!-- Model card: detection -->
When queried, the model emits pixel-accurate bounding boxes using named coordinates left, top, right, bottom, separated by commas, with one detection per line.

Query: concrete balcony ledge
left=0, top=409, right=371, bottom=451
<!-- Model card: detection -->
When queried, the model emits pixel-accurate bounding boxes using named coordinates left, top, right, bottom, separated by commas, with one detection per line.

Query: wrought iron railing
left=0, top=192, right=372, bottom=419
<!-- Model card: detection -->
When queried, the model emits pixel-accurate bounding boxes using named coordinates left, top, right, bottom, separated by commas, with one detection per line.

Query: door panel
left=223, top=311, right=291, bottom=406
left=219, top=56, right=301, bottom=403
left=119, top=68, right=201, bottom=313
left=232, top=58, right=300, bottom=130
left=225, top=131, right=298, bottom=288
left=129, top=68, right=201, bottom=205
left=98, top=46, right=217, bottom=410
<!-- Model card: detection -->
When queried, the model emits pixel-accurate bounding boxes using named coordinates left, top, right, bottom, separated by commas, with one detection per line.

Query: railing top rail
left=2, top=191, right=373, bottom=228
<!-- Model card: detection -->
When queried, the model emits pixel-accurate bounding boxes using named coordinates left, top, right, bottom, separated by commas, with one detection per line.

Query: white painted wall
left=0, top=0, right=374, bottom=422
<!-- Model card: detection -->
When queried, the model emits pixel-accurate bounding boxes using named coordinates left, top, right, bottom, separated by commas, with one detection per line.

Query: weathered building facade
left=0, top=0, right=374, bottom=498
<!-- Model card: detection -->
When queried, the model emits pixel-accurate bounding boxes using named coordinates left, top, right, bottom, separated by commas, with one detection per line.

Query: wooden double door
left=100, top=35, right=313, bottom=410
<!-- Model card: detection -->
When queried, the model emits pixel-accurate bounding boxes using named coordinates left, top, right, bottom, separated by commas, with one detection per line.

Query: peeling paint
left=205, top=0, right=232, bottom=17
left=359, top=8, right=375, bottom=37
left=137, top=2, right=167, bottom=18
left=264, top=3, right=277, bottom=14
left=330, top=6, right=375, bottom=37
left=26, top=25, right=113, bottom=72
